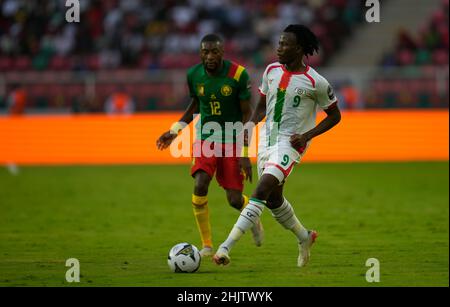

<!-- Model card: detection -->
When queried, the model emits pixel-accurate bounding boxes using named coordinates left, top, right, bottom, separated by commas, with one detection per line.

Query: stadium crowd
left=0, top=0, right=448, bottom=112
left=381, top=0, right=448, bottom=67
left=0, top=0, right=365, bottom=70
left=367, top=0, right=449, bottom=109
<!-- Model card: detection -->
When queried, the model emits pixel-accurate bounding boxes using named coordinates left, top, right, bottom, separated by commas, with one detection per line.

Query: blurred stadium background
left=0, top=0, right=448, bottom=112
left=0, top=0, right=448, bottom=164
left=0, top=0, right=448, bottom=287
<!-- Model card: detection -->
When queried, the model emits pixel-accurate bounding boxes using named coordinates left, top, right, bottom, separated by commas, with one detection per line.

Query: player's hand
left=156, top=131, right=177, bottom=150
left=290, top=134, right=308, bottom=153
left=239, top=157, right=253, bottom=183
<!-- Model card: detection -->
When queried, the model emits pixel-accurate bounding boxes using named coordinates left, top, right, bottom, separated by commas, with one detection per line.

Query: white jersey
left=258, top=63, right=337, bottom=149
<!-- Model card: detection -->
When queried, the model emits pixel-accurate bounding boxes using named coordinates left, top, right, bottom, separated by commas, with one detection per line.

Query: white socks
left=270, top=198, right=309, bottom=242
left=219, top=198, right=265, bottom=252
left=219, top=197, right=308, bottom=253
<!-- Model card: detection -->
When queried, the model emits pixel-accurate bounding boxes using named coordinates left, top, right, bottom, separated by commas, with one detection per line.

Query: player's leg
left=266, top=183, right=309, bottom=241
left=225, top=189, right=264, bottom=247
left=192, top=170, right=214, bottom=257
left=225, top=189, right=246, bottom=211
left=266, top=184, right=317, bottom=267
left=213, top=173, right=278, bottom=265
left=215, top=147, right=284, bottom=258
left=215, top=154, right=246, bottom=210
left=217, top=156, right=264, bottom=247
left=215, top=144, right=317, bottom=266
left=191, top=146, right=217, bottom=257
left=263, top=144, right=317, bottom=267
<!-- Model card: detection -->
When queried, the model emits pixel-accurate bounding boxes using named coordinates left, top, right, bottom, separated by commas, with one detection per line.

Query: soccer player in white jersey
left=213, top=24, right=341, bottom=267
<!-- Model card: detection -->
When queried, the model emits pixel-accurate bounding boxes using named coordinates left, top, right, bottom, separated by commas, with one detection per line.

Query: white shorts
left=257, top=143, right=309, bottom=183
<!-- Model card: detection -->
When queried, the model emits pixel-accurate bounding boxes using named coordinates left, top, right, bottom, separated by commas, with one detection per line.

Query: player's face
left=277, top=33, right=301, bottom=64
left=200, top=41, right=224, bottom=73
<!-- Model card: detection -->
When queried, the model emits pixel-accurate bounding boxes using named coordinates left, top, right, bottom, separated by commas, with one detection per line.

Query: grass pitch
left=0, top=162, right=448, bottom=287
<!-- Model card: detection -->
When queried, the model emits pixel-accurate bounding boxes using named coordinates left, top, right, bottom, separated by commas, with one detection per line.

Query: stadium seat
left=13, top=56, right=32, bottom=71
left=0, top=56, right=13, bottom=71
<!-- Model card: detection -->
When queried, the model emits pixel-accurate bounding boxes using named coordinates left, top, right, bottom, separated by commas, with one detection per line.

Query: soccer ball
left=167, top=243, right=201, bottom=273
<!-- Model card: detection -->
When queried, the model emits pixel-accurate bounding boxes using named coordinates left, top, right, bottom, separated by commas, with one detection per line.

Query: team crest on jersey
left=294, top=87, right=306, bottom=96
left=197, top=84, right=205, bottom=96
left=221, top=84, right=232, bottom=96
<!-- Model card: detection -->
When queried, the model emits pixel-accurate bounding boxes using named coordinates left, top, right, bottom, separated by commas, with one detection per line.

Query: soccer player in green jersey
left=157, top=34, right=264, bottom=257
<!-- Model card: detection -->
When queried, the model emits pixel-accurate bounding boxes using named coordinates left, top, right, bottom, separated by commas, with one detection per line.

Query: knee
left=227, top=194, right=243, bottom=210
left=266, top=195, right=283, bottom=209
left=252, top=174, right=280, bottom=201
left=194, top=173, right=210, bottom=196
left=194, top=182, right=209, bottom=196
left=252, top=184, right=271, bottom=201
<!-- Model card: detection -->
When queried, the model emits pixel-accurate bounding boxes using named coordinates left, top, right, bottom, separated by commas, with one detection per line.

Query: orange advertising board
left=0, top=110, right=448, bottom=165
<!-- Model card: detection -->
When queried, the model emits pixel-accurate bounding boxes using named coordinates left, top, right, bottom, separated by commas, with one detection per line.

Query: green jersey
left=187, top=60, right=251, bottom=143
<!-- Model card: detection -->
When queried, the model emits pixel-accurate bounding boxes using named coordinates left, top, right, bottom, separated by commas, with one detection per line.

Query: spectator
left=104, top=87, right=135, bottom=115
left=383, top=0, right=449, bottom=67
left=7, top=83, right=27, bottom=115
left=340, top=81, right=360, bottom=110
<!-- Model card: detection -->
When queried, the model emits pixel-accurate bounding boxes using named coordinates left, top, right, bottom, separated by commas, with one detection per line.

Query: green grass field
left=0, top=162, right=448, bottom=287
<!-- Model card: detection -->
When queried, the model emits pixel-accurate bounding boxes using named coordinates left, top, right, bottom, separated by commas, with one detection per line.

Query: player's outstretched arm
left=290, top=104, right=341, bottom=151
left=156, top=97, right=199, bottom=150
left=177, top=97, right=200, bottom=125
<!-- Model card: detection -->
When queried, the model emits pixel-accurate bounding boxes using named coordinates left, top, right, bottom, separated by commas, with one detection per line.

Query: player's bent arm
left=242, top=95, right=266, bottom=147
left=170, top=97, right=199, bottom=134
left=239, top=98, right=253, bottom=181
left=179, top=97, right=199, bottom=124
left=290, top=103, right=341, bottom=151
left=240, top=99, right=253, bottom=124
left=304, top=103, right=341, bottom=141
left=250, top=94, right=267, bottom=125
left=240, top=99, right=253, bottom=146
left=156, top=98, right=199, bottom=150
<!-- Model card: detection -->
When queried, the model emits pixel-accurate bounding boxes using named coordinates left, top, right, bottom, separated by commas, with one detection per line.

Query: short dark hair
left=200, top=34, right=223, bottom=45
left=283, top=24, right=319, bottom=56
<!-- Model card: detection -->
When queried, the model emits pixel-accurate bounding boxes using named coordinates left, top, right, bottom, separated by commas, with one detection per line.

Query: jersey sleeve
left=237, top=68, right=251, bottom=101
left=315, top=76, right=338, bottom=110
left=258, top=65, right=269, bottom=96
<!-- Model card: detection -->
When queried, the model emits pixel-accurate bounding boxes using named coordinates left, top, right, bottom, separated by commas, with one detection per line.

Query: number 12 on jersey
left=210, top=101, right=221, bottom=115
